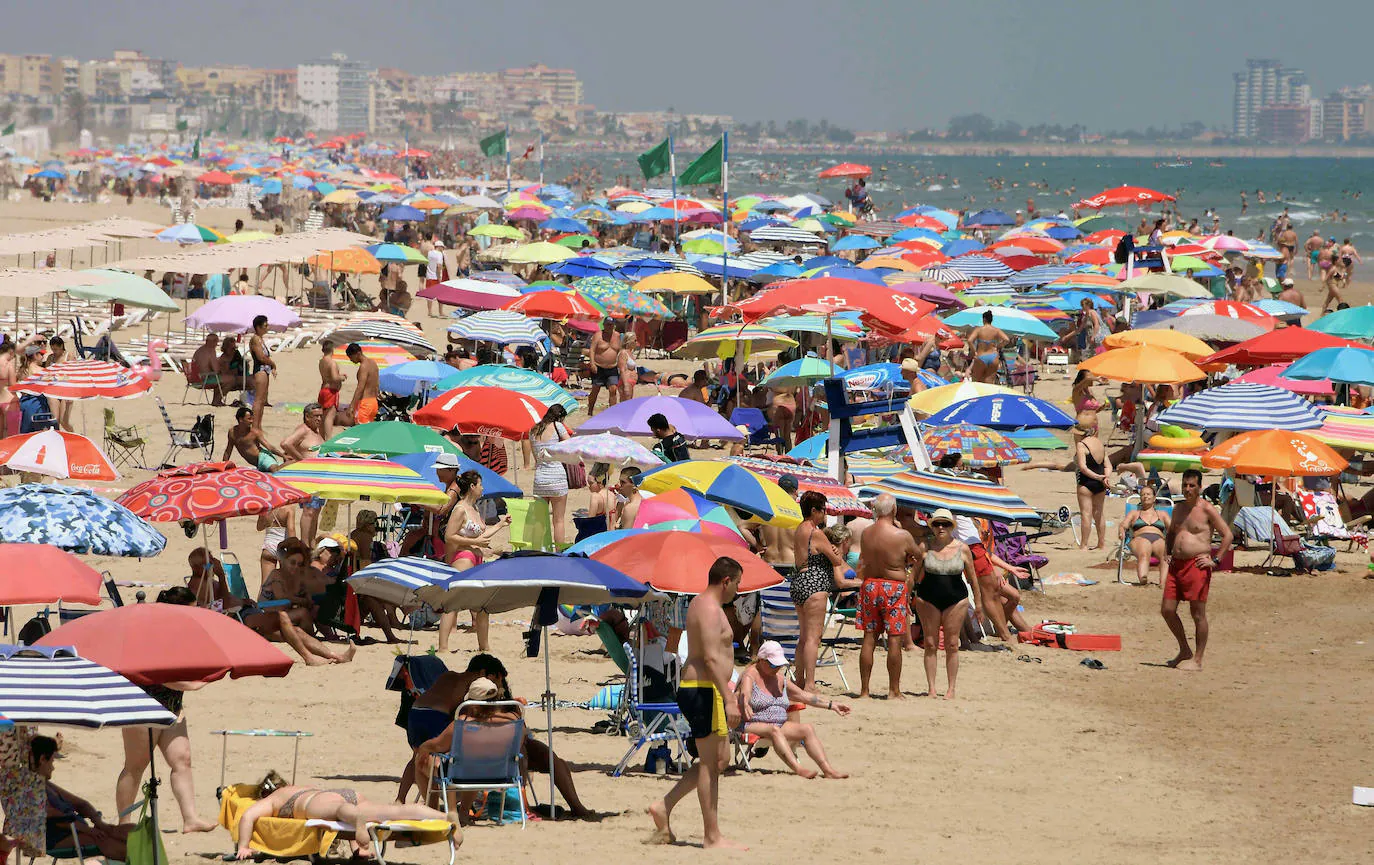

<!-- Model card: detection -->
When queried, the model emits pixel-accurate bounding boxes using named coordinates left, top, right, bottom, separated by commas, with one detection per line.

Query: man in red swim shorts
left=856, top=494, right=920, bottom=699
left=1162, top=470, right=1232, bottom=671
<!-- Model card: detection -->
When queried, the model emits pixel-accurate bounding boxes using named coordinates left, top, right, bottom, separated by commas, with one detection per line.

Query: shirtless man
left=857, top=494, right=920, bottom=700
left=190, top=334, right=223, bottom=405
left=769, top=385, right=797, bottom=452
left=967, top=310, right=1009, bottom=384
left=757, top=475, right=798, bottom=578
left=647, top=557, right=745, bottom=850
left=615, top=468, right=642, bottom=529
left=317, top=340, right=344, bottom=438
left=1277, top=224, right=1298, bottom=274
left=677, top=369, right=709, bottom=403
left=586, top=320, right=621, bottom=416
left=235, top=783, right=455, bottom=860
left=345, top=343, right=380, bottom=425
left=1162, top=469, right=1231, bottom=671
left=224, top=407, right=286, bottom=473
left=1277, top=278, right=1305, bottom=310
left=281, top=403, right=326, bottom=462
left=0, top=340, right=17, bottom=439
left=1304, top=229, right=1324, bottom=280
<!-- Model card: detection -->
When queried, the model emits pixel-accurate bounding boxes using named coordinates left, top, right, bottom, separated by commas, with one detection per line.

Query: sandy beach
left=3, top=196, right=1374, bottom=865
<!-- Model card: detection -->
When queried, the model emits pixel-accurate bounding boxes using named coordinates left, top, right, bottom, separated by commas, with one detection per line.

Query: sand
left=3, top=197, right=1373, bottom=864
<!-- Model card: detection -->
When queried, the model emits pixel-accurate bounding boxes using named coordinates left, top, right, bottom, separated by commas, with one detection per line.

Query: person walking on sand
left=317, top=339, right=344, bottom=438
left=1162, top=469, right=1231, bottom=671
left=857, top=494, right=919, bottom=700
left=345, top=343, right=380, bottom=425
left=586, top=320, right=621, bottom=416
left=647, top=557, right=747, bottom=850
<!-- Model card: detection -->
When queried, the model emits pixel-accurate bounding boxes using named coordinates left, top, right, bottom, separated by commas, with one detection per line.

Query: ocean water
left=552, top=153, right=1373, bottom=244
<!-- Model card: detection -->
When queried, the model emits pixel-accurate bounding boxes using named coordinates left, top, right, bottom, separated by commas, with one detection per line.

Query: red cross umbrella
left=1073, top=185, right=1176, bottom=209
left=13, top=360, right=152, bottom=400
left=818, top=163, right=872, bottom=179
left=0, top=544, right=102, bottom=605
left=117, top=461, right=309, bottom=524
left=733, top=276, right=936, bottom=336
left=413, top=386, right=549, bottom=440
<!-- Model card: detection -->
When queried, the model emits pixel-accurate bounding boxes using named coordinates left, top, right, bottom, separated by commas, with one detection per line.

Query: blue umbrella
left=892, top=227, right=944, bottom=243
left=964, top=209, right=1014, bottom=227
left=258, top=178, right=283, bottom=195
left=32, top=168, right=66, bottom=180
left=1042, top=224, right=1082, bottom=240
left=614, top=258, right=675, bottom=281
left=540, top=216, right=591, bottom=234
left=923, top=394, right=1076, bottom=430
left=417, top=551, right=654, bottom=614
left=831, top=235, right=881, bottom=252
left=1157, top=382, right=1323, bottom=431
left=546, top=257, right=617, bottom=278
left=630, top=207, right=679, bottom=223
left=842, top=363, right=908, bottom=392
left=0, top=484, right=165, bottom=556
left=1282, top=346, right=1374, bottom=386
left=1049, top=291, right=1114, bottom=311
left=379, top=360, right=458, bottom=396
left=380, top=205, right=426, bottom=222
left=940, top=239, right=985, bottom=257
left=0, top=646, right=177, bottom=728
left=809, top=266, right=886, bottom=285
left=346, top=556, right=461, bottom=607
left=565, top=528, right=651, bottom=556
left=801, top=255, right=848, bottom=269
left=391, top=451, right=521, bottom=500
left=750, top=260, right=807, bottom=280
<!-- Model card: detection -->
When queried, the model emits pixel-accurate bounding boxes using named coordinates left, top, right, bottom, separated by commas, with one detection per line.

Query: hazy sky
left=4, top=0, right=1372, bottom=130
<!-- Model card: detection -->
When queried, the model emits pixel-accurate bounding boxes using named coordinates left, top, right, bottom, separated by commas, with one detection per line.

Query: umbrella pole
left=543, top=622, right=556, bottom=820
left=147, top=727, right=162, bottom=865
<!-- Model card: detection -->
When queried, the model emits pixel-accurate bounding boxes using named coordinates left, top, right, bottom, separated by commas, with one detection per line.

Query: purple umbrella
left=890, top=280, right=965, bottom=310
left=576, top=395, right=745, bottom=440
left=185, top=296, right=301, bottom=333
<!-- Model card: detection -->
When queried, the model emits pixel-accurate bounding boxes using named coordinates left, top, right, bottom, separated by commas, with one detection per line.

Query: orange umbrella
left=1201, top=430, right=1347, bottom=478
left=990, top=236, right=1063, bottom=255
left=857, top=256, right=921, bottom=272
left=1078, top=345, right=1206, bottom=384
left=1101, top=329, right=1214, bottom=361
left=307, top=248, right=381, bottom=274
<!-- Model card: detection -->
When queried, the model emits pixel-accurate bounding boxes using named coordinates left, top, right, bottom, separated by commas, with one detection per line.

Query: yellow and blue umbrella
left=675, top=323, right=797, bottom=360
left=637, top=460, right=802, bottom=527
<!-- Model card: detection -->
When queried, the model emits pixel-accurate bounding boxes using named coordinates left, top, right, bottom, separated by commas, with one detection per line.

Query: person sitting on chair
left=32, top=735, right=133, bottom=862
left=736, top=641, right=850, bottom=779
left=1120, top=483, right=1171, bottom=586
left=187, top=547, right=244, bottom=611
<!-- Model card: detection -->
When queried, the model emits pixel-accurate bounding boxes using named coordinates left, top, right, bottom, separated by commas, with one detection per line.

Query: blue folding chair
left=730, top=406, right=782, bottom=453
left=612, top=628, right=688, bottom=777
left=436, top=703, right=528, bottom=827
left=760, top=581, right=848, bottom=690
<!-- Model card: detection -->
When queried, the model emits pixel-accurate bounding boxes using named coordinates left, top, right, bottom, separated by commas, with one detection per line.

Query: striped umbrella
left=0, top=646, right=177, bottom=728
left=921, top=423, right=1030, bottom=467
left=347, top=556, right=460, bottom=607
left=761, top=356, right=843, bottom=387
left=1156, top=382, right=1324, bottom=432
left=448, top=310, right=546, bottom=345
left=1045, top=273, right=1124, bottom=292
left=331, top=342, right=416, bottom=367
left=941, top=306, right=1059, bottom=340
left=1006, top=264, right=1083, bottom=287
left=675, top=323, right=797, bottom=360
left=948, top=254, right=1014, bottom=280
left=434, top=364, right=578, bottom=412
left=858, top=469, right=1040, bottom=524
left=274, top=457, right=449, bottom=505
left=758, top=314, right=865, bottom=341
left=326, top=319, right=435, bottom=353
left=1311, top=412, right=1374, bottom=451
left=727, top=456, right=871, bottom=516
left=814, top=452, right=909, bottom=483
left=847, top=220, right=906, bottom=238
left=13, top=360, right=152, bottom=401
left=543, top=432, right=663, bottom=470
left=921, top=265, right=974, bottom=284
left=749, top=225, right=827, bottom=245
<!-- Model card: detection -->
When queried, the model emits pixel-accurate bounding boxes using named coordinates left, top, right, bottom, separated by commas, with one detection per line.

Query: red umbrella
left=0, top=544, right=102, bottom=605
left=1074, top=185, right=1176, bottom=209
left=196, top=170, right=236, bottom=185
left=0, top=429, right=119, bottom=480
left=997, top=254, right=1044, bottom=271
left=271, top=136, right=293, bottom=144
left=37, top=604, right=293, bottom=685
left=818, top=163, right=872, bottom=179
left=896, top=214, right=948, bottom=230
left=734, top=277, right=936, bottom=336
left=500, top=291, right=602, bottom=321
left=1178, top=300, right=1276, bottom=329
left=413, top=386, right=548, bottom=439
left=117, top=461, right=309, bottom=524
left=1067, top=247, right=1112, bottom=264
left=13, top=360, right=152, bottom=401
left=592, top=531, right=782, bottom=594
left=1203, top=328, right=1373, bottom=367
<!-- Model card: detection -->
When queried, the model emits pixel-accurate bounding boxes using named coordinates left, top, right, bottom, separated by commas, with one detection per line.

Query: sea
left=547, top=153, right=1373, bottom=244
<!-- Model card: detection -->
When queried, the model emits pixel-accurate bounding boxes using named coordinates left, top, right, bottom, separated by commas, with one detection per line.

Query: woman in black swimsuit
left=247, top=314, right=276, bottom=429
left=1074, top=421, right=1112, bottom=551
left=912, top=509, right=979, bottom=700
left=790, top=491, right=860, bottom=690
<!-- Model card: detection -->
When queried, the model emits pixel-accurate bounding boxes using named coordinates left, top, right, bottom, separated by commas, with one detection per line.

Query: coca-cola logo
left=68, top=463, right=105, bottom=476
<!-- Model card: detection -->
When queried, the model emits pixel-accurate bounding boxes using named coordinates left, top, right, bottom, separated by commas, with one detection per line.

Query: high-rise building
left=1256, top=103, right=1310, bottom=144
left=297, top=53, right=373, bottom=132
left=1321, top=94, right=1366, bottom=141
left=1233, top=59, right=1304, bottom=138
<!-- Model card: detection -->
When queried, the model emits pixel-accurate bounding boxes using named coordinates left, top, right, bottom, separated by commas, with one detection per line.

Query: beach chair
left=435, top=703, right=528, bottom=827
left=572, top=514, right=609, bottom=542
left=506, top=498, right=554, bottom=551
left=179, top=356, right=222, bottom=405
left=612, top=626, right=688, bottom=777
left=760, top=582, right=848, bottom=691
left=1112, top=498, right=1174, bottom=584
left=155, top=397, right=214, bottom=468
left=729, top=407, right=782, bottom=453
left=103, top=407, right=147, bottom=471
left=990, top=520, right=1051, bottom=590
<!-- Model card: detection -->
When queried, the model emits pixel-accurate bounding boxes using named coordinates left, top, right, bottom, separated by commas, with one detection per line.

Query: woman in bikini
left=438, top=471, right=509, bottom=654
left=584, top=463, right=616, bottom=531
left=1120, top=483, right=1171, bottom=586
left=247, top=314, right=276, bottom=429
left=1071, top=370, right=1103, bottom=428
left=736, top=641, right=850, bottom=779
left=257, top=505, right=297, bottom=584
left=912, top=509, right=979, bottom=699
left=790, top=492, right=861, bottom=690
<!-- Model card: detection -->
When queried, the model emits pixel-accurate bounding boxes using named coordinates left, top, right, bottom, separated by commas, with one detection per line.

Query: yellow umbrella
left=633, top=272, right=718, bottom=295
left=321, top=189, right=360, bottom=205
left=615, top=201, right=652, bottom=213
left=909, top=382, right=1019, bottom=416
left=1078, top=345, right=1206, bottom=384
left=858, top=256, right=920, bottom=272
left=225, top=230, right=274, bottom=243
left=675, top=323, right=798, bottom=360
left=1117, top=272, right=1213, bottom=299
left=1102, top=328, right=1215, bottom=361
left=506, top=241, right=575, bottom=265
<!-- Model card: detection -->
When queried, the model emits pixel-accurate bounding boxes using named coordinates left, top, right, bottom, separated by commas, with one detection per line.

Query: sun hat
left=432, top=452, right=462, bottom=469
left=465, top=677, right=500, bottom=702
left=928, top=507, right=955, bottom=526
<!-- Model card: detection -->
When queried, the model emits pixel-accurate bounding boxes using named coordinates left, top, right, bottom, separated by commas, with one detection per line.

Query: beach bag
left=563, top=461, right=586, bottom=490
left=125, top=795, right=167, bottom=865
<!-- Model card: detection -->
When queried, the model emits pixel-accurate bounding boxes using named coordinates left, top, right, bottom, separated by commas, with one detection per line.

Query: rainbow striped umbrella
left=728, top=456, right=871, bottom=516
left=274, top=457, right=448, bottom=505
left=811, top=452, right=908, bottom=483
left=1311, top=412, right=1374, bottom=452
left=922, top=423, right=1029, bottom=467
left=1044, top=272, right=1123, bottom=292
left=858, top=469, right=1040, bottom=524
left=675, top=323, right=797, bottom=360
left=573, top=276, right=674, bottom=319
left=332, top=342, right=416, bottom=367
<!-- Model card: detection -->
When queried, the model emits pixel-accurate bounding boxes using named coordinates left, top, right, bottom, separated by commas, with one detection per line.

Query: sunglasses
left=931, top=521, right=953, bottom=529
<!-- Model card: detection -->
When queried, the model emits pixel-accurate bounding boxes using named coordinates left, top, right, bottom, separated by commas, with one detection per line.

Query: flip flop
left=1080, top=658, right=1106, bottom=670
left=1016, top=654, right=1042, bottom=664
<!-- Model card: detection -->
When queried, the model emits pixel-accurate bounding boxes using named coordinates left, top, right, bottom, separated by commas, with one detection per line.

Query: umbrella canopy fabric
left=760, top=356, right=843, bottom=387
left=1282, top=346, right=1374, bottom=386
left=13, top=360, right=152, bottom=401
left=592, top=532, right=782, bottom=594
left=316, top=422, right=459, bottom=458
left=909, top=382, right=1020, bottom=416
left=1309, top=306, right=1374, bottom=340
left=391, top=451, right=521, bottom=500
left=36, top=604, right=292, bottom=686
left=726, top=456, right=871, bottom=516
left=118, top=461, right=308, bottom=523
left=577, top=395, right=745, bottom=440
left=1310, top=413, right=1374, bottom=451
left=432, top=365, right=578, bottom=413
left=1178, top=300, right=1276, bottom=330
left=675, top=323, right=798, bottom=360
left=923, top=394, right=1075, bottom=430
left=364, top=243, right=426, bottom=264
left=0, top=429, right=119, bottom=480
left=1232, top=363, right=1333, bottom=396
left=67, top=270, right=179, bottom=311
left=347, top=556, right=460, bottom=607
left=378, top=360, right=459, bottom=396
left=186, top=296, right=301, bottom=333
left=307, top=248, right=381, bottom=274
left=274, top=457, right=448, bottom=505
left=1075, top=186, right=1176, bottom=209
left=940, top=307, right=1058, bottom=340
left=500, top=290, right=602, bottom=321
left=0, top=545, right=102, bottom=605
left=565, top=528, right=651, bottom=556
left=1156, top=382, right=1324, bottom=431
left=0, top=647, right=176, bottom=728
left=447, top=310, right=546, bottom=345
left=1079, top=345, right=1206, bottom=384
left=733, top=278, right=935, bottom=335
left=416, top=552, right=656, bottom=613
left=326, top=320, right=435, bottom=353
left=637, top=461, right=803, bottom=527
left=507, top=241, right=576, bottom=265
left=1143, top=314, right=1266, bottom=342
left=413, top=387, right=548, bottom=440
left=543, top=432, right=663, bottom=470
left=419, top=278, right=520, bottom=310
left=1201, top=430, right=1346, bottom=477
left=857, top=469, right=1040, bottom=524
left=0, top=484, right=165, bottom=556
left=331, top=341, right=415, bottom=368
left=1201, top=328, right=1371, bottom=367
left=922, top=423, right=1029, bottom=467
left=1102, top=328, right=1215, bottom=360
left=1117, top=272, right=1213, bottom=299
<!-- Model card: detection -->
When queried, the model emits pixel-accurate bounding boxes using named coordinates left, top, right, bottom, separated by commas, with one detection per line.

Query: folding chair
left=179, top=356, right=222, bottom=405
left=506, top=498, right=555, bottom=551
left=434, top=703, right=528, bottom=827
left=729, top=407, right=783, bottom=453
left=612, top=625, right=688, bottom=777
left=1112, top=499, right=1173, bottom=584
left=989, top=520, right=1052, bottom=590
left=155, top=396, right=214, bottom=467
left=1265, top=520, right=1313, bottom=574
left=760, top=582, right=848, bottom=691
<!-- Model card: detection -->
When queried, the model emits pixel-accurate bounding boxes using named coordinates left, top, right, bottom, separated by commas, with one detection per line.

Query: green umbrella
left=469, top=224, right=524, bottom=240
left=65, top=269, right=179, bottom=311
left=553, top=234, right=598, bottom=249
left=316, top=421, right=460, bottom=457
left=683, top=238, right=726, bottom=255
left=761, top=356, right=843, bottom=387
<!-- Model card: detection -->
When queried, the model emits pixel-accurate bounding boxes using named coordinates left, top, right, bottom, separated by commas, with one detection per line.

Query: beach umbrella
left=1074, top=186, right=1176, bottom=209
left=0, top=484, right=165, bottom=556
left=1144, top=314, right=1265, bottom=343
left=726, top=456, right=870, bottom=516
left=468, top=224, right=525, bottom=240
left=331, top=341, right=415, bottom=367
left=1202, top=430, right=1346, bottom=477
left=573, top=276, right=672, bottom=319
left=1048, top=290, right=1114, bottom=311
left=316, top=422, right=460, bottom=458
left=545, top=256, right=616, bottom=278
left=117, top=461, right=307, bottom=524
left=186, top=296, right=300, bottom=333
left=923, top=394, right=1075, bottom=430
left=964, top=209, right=1014, bottom=228
left=1309, top=306, right=1374, bottom=340
left=0, top=545, right=102, bottom=606
left=0, top=429, right=119, bottom=480
left=637, top=461, right=802, bottom=527
left=364, top=243, right=426, bottom=264
left=750, top=225, right=827, bottom=246
left=500, top=290, right=602, bottom=321
left=447, top=309, right=546, bottom=345
left=274, top=457, right=449, bottom=505
left=66, top=270, right=179, bottom=311
left=413, top=386, right=548, bottom=440
left=632, top=488, right=747, bottom=542
left=1102, top=328, right=1215, bottom=360
left=433, top=365, right=578, bottom=413
left=818, top=163, right=872, bottom=179
left=909, top=381, right=1019, bottom=416
left=1203, top=328, right=1372, bottom=367
left=857, top=469, right=1040, bottom=524
left=392, top=451, right=520, bottom=500
left=379, top=205, right=426, bottom=222
left=576, top=395, right=745, bottom=440
left=946, top=254, right=1014, bottom=280
left=347, top=556, right=461, bottom=607
left=13, top=360, right=152, bottom=401
left=564, top=528, right=651, bottom=556
left=1178, top=301, right=1276, bottom=330
left=1233, top=363, right=1332, bottom=396
left=633, top=272, right=717, bottom=295
left=507, top=241, right=576, bottom=265
left=1310, top=412, right=1374, bottom=451
left=1282, top=346, right=1374, bottom=386
left=0, top=646, right=176, bottom=729
left=675, top=323, right=798, bottom=359
left=761, top=357, right=843, bottom=387
left=306, top=247, right=381, bottom=274
left=759, top=313, right=865, bottom=341
left=592, top=532, right=781, bottom=594
left=155, top=223, right=223, bottom=244
left=378, top=359, right=457, bottom=396
left=1116, top=272, right=1212, bottom=299
left=940, top=306, right=1058, bottom=340
left=840, top=363, right=909, bottom=394
left=734, top=277, right=936, bottom=335
left=831, top=235, right=881, bottom=252
left=419, top=277, right=521, bottom=310
left=922, top=423, right=1029, bottom=467
left=1157, top=382, right=1324, bottom=431
left=1079, top=345, right=1206, bottom=384
left=327, top=320, right=435, bottom=353
left=542, top=432, right=663, bottom=470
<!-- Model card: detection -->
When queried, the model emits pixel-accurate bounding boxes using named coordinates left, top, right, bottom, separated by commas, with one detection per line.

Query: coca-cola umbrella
left=12, top=360, right=152, bottom=401
left=412, top=386, right=548, bottom=440
left=592, top=531, right=783, bottom=594
left=0, top=429, right=120, bottom=481
left=1073, top=186, right=1177, bottom=210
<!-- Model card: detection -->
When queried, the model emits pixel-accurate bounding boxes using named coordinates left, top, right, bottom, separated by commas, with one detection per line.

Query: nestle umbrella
left=186, top=296, right=301, bottom=333
left=924, top=394, right=1075, bottom=430
left=575, top=394, right=744, bottom=440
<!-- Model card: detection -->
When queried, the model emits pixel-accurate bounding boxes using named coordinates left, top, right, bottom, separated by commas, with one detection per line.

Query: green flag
left=479, top=129, right=506, bottom=158
left=176, top=119, right=189, bottom=131
left=678, top=137, right=723, bottom=186
left=637, top=138, right=671, bottom=180
left=192, top=134, right=200, bottom=160
left=0, top=123, right=13, bottom=136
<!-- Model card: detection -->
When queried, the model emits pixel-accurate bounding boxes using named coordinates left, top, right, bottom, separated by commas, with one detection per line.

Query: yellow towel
left=218, top=784, right=338, bottom=858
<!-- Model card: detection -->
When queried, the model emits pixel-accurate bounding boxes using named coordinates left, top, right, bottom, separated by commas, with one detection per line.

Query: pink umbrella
left=1233, top=363, right=1333, bottom=396
left=1201, top=234, right=1252, bottom=252
left=185, top=296, right=301, bottom=333
left=417, top=277, right=520, bottom=310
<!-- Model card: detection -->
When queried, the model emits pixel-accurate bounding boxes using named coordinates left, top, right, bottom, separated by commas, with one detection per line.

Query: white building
left=297, top=53, right=373, bottom=132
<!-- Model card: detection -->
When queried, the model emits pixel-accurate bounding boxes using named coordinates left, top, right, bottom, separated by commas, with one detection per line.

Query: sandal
left=1016, top=654, right=1042, bottom=664
left=1079, top=658, right=1106, bottom=670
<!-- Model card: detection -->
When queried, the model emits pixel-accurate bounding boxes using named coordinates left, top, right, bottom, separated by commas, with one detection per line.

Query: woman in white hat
left=735, top=641, right=850, bottom=779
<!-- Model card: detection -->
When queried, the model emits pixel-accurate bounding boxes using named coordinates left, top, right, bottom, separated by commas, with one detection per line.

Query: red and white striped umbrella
left=0, top=429, right=120, bottom=480
left=13, top=360, right=152, bottom=400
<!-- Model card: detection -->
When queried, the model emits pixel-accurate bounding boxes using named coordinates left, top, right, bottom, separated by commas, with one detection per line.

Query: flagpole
left=538, top=131, right=545, bottom=186
left=504, top=124, right=511, bottom=195
left=669, top=131, right=678, bottom=246
left=720, top=130, right=730, bottom=309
